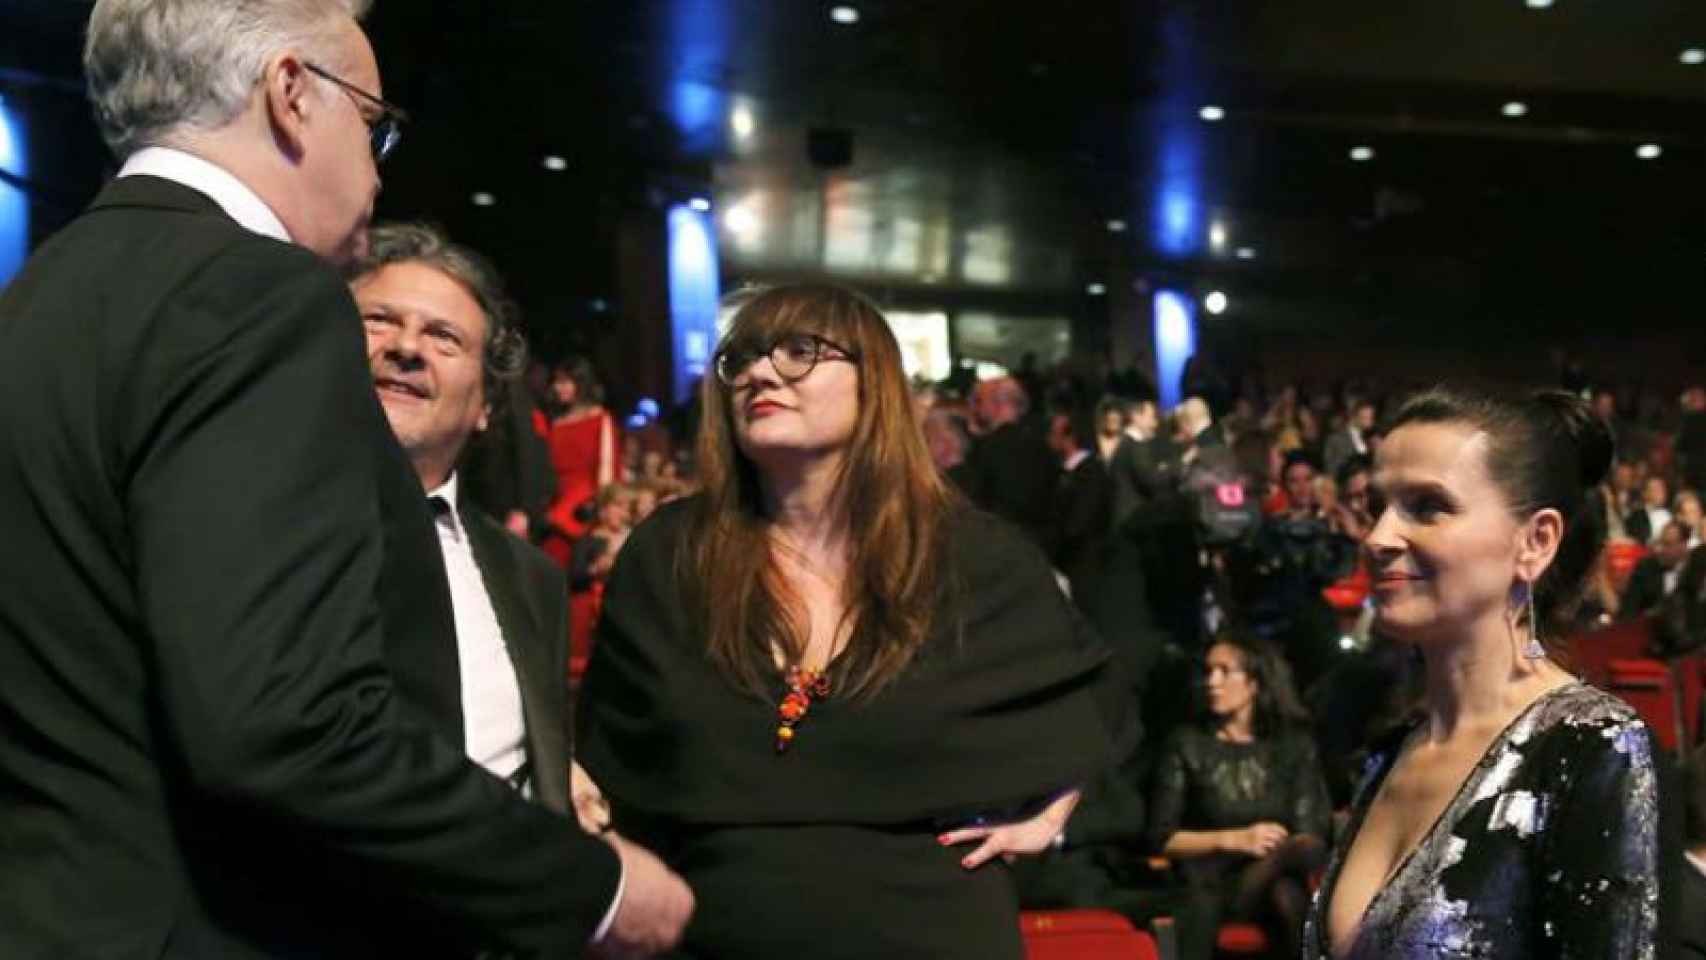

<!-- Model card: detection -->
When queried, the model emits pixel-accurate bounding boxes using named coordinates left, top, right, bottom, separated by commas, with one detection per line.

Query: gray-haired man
left=0, top=2, right=688, bottom=957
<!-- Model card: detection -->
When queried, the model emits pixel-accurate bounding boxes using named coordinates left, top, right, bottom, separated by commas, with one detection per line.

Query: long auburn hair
left=684, top=283, right=956, bottom=701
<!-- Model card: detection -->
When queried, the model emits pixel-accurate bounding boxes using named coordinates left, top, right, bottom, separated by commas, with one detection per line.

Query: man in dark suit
left=960, top=376, right=1059, bottom=549
left=1620, top=520, right=1693, bottom=621
left=348, top=222, right=579, bottom=816
left=1108, top=397, right=1182, bottom=529
left=0, top=3, right=688, bottom=957
left=1323, top=400, right=1375, bottom=477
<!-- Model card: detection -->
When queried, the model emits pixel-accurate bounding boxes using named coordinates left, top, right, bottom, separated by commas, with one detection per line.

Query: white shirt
left=118, top=147, right=291, bottom=243
left=425, top=474, right=529, bottom=788
left=427, top=475, right=625, bottom=942
left=1063, top=449, right=1092, bottom=472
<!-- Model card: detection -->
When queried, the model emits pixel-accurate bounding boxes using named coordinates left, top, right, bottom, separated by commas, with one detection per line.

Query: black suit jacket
left=457, top=490, right=573, bottom=813
left=0, top=176, right=617, bottom=959
left=1621, top=556, right=1670, bottom=621
left=960, top=416, right=1060, bottom=549
left=1107, top=434, right=1180, bottom=528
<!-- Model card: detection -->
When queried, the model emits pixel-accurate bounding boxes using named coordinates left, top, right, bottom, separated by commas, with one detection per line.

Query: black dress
left=576, top=498, right=1135, bottom=960
left=1302, top=682, right=1661, bottom=959
left=1146, top=725, right=1333, bottom=899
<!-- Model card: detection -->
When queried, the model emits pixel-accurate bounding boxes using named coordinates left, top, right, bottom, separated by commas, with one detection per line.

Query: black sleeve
left=127, top=248, right=618, bottom=955
left=1535, top=717, right=1662, bottom=958
left=1145, top=731, right=1190, bottom=854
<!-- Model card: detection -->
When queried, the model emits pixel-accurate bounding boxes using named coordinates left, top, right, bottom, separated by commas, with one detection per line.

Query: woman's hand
left=571, top=760, right=613, bottom=835
left=1226, top=821, right=1289, bottom=857
left=938, top=788, right=1082, bottom=870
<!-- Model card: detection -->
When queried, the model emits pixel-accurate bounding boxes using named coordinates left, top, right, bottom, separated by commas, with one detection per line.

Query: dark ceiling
left=2, top=0, right=1704, bottom=362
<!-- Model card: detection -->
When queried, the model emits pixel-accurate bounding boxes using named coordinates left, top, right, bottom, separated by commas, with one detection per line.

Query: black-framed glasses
left=303, top=61, right=408, bottom=163
left=713, top=333, right=859, bottom=386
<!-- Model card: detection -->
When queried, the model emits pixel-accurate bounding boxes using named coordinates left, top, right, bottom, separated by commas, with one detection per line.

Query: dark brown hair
left=1198, top=630, right=1311, bottom=739
left=1385, top=386, right=1615, bottom=644
left=684, top=283, right=956, bottom=701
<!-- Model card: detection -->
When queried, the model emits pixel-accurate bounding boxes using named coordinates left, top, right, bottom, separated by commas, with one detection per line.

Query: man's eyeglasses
left=713, top=333, right=859, bottom=386
left=304, top=62, right=408, bottom=163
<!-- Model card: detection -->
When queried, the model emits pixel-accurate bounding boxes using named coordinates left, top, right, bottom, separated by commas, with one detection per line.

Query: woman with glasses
left=1147, top=631, right=1332, bottom=960
left=575, top=283, right=1132, bottom=959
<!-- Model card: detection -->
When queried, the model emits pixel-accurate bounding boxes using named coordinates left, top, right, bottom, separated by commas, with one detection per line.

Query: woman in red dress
left=541, top=356, right=618, bottom=566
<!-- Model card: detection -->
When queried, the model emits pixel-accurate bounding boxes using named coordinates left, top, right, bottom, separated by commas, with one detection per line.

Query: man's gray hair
left=346, top=222, right=528, bottom=398
left=84, top=0, right=372, bottom=158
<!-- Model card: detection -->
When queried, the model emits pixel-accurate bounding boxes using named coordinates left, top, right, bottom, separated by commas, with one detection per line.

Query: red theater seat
left=1607, top=658, right=1681, bottom=753
left=1605, top=541, right=1649, bottom=594
left=1020, top=910, right=1160, bottom=960
left=1215, top=922, right=1270, bottom=956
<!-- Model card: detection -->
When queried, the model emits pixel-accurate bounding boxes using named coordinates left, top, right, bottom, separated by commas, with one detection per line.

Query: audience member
left=541, top=355, right=619, bottom=564
left=1148, top=632, right=1331, bottom=960
left=1629, top=474, right=1675, bottom=545
left=1618, top=519, right=1693, bottom=621
left=1323, top=399, right=1375, bottom=476
left=959, top=376, right=1059, bottom=548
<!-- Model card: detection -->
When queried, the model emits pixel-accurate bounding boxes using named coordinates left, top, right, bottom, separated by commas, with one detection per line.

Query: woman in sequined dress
left=1148, top=632, right=1332, bottom=960
left=575, top=284, right=1135, bottom=959
left=1304, top=386, right=1662, bottom=959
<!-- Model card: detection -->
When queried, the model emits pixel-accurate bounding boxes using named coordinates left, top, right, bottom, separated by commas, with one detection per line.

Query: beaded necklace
left=774, top=664, right=831, bottom=752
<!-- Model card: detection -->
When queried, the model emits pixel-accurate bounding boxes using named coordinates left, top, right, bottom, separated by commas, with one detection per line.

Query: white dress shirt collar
left=426, top=473, right=463, bottom=542
left=118, top=147, right=292, bottom=244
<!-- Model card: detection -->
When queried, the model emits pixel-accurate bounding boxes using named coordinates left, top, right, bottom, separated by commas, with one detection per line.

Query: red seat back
left=1605, top=541, right=1650, bottom=593
left=1216, top=921, right=1271, bottom=955
left=1020, top=910, right=1159, bottom=960
left=1568, top=615, right=1655, bottom=688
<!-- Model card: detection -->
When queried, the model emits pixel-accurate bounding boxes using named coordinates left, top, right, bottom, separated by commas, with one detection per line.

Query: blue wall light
left=1153, top=289, right=1197, bottom=410
left=667, top=204, right=721, bottom=404
left=0, top=93, right=28, bottom=287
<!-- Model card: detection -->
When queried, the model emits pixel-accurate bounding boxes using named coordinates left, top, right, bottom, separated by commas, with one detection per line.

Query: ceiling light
left=1349, top=146, right=1375, bottom=162
left=723, top=204, right=757, bottom=236
left=689, top=196, right=712, bottom=212
left=1524, top=0, right=1553, bottom=8
left=1636, top=143, right=1662, bottom=160
left=1106, top=219, right=1127, bottom=233
left=1087, top=283, right=1107, bottom=296
left=730, top=105, right=755, bottom=139
left=1198, top=104, right=1225, bottom=122
left=1502, top=101, right=1528, bottom=118
left=1204, top=291, right=1228, bottom=314
left=829, top=5, right=860, bottom=24
left=542, top=155, right=567, bottom=171
left=1681, top=48, right=1706, bottom=65
left=470, top=191, right=496, bottom=207
left=1209, top=221, right=1227, bottom=251
left=1235, top=247, right=1256, bottom=260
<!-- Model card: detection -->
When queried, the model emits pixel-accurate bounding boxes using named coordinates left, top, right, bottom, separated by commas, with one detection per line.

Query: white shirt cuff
left=590, top=857, right=626, bottom=943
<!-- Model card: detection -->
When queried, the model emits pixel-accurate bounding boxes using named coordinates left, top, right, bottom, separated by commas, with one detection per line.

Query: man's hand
left=593, top=834, right=694, bottom=958
left=570, top=761, right=611, bottom=835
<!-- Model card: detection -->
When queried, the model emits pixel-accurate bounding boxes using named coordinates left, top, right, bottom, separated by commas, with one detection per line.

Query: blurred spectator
left=1094, top=396, right=1127, bottom=463
left=923, top=407, right=973, bottom=486
left=568, top=483, right=634, bottom=663
left=1148, top=632, right=1330, bottom=960
left=959, top=377, right=1058, bottom=548
left=1110, top=398, right=1180, bottom=528
left=1680, top=386, right=1706, bottom=496
left=541, top=356, right=618, bottom=565
left=1628, top=475, right=1674, bottom=545
left=1678, top=490, right=1705, bottom=549
left=1618, top=520, right=1691, bottom=620
left=1330, top=455, right=1377, bottom=542
left=1323, top=400, right=1375, bottom=477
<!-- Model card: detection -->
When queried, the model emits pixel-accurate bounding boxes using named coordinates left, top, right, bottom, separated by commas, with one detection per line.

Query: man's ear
left=261, top=53, right=314, bottom=160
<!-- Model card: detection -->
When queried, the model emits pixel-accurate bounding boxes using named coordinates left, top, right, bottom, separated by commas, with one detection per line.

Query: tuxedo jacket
left=0, top=176, right=616, bottom=959
left=455, top=488, right=572, bottom=813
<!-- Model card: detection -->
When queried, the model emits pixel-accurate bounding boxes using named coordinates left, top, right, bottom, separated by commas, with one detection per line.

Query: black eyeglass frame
left=713, top=333, right=861, bottom=387
left=303, top=61, right=409, bottom=163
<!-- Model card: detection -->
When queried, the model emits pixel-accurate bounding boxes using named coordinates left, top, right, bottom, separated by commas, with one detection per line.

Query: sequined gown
left=1302, top=681, right=1660, bottom=959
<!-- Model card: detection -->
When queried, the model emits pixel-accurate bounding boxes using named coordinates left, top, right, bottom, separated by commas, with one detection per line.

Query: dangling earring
left=1522, top=580, right=1546, bottom=659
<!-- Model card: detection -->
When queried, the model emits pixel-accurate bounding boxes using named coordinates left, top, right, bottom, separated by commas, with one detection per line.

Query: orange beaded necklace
left=774, top=664, right=831, bottom=752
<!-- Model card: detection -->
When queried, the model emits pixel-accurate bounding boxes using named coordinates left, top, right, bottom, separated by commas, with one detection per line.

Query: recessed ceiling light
left=1086, top=283, right=1107, bottom=296
left=1636, top=143, right=1663, bottom=160
left=1235, top=247, right=1257, bottom=260
left=723, top=204, right=757, bottom=236
left=1106, top=219, right=1127, bottom=233
left=1198, top=104, right=1225, bottom=122
left=542, top=155, right=567, bottom=171
left=1681, top=48, right=1706, bottom=65
left=1502, top=101, right=1528, bottom=118
left=1524, top=0, right=1553, bottom=8
left=730, top=105, right=756, bottom=139
left=471, top=191, right=496, bottom=207
left=689, top=196, right=712, bottom=212
left=829, top=5, right=860, bottom=24
left=1204, top=291, right=1228, bottom=314
left=1349, top=146, right=1375, bottom=162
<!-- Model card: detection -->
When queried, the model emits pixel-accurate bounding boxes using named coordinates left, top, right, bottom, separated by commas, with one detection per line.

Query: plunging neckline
left=1318, top=679, right=1581, bottom=959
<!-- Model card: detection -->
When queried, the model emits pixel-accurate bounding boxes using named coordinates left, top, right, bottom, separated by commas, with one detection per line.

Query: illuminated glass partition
left=0, top=94, right=27, bottom=287
left=1152, top=289, right=1196, bottom=410
left=667, top=203, right=722, bottom=404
